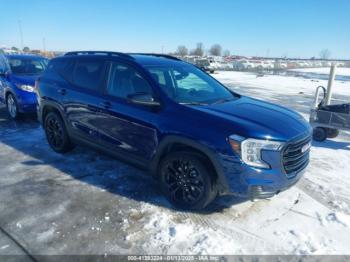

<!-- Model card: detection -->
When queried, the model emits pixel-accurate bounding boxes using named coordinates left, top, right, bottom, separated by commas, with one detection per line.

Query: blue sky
left=0, top=0, right=349, bottom=58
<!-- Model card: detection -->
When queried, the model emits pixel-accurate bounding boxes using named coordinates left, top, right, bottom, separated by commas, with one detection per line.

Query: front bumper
left=216, top=146, right=308, bottom=199
left=13, top=88, right=37, bottom=113
left=216, top=131, right=311, bottom=199
left=248, top=167, right=305, bottom=199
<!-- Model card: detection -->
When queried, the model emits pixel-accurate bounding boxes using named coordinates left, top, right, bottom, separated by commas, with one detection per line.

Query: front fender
left=150, top=135, right=230, bottom=194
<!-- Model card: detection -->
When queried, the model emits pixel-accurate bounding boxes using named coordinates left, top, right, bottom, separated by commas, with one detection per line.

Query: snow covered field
left=0, top=71, right=350, bottom=256
left=290, top=67, right=350, bottom=79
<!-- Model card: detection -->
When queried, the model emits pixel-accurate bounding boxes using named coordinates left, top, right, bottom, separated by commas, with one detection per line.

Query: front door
left=96, top=61, right=159, bottom=163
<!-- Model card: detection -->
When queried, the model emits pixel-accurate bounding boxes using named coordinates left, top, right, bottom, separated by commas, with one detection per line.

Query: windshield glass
left=8, top=57, right=48, bottom=75
left=146, top=64, right=237, bottom=104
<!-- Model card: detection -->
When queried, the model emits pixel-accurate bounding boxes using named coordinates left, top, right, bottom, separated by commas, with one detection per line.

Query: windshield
left=146, top=64, right=238, bottom=105
left=8, top=57, right=48, bottom=75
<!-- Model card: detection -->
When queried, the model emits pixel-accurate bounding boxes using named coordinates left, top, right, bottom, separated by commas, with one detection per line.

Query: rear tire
left=158, top=152, right=217, bottom=210
left=313, top=127, right=327, bottom=142
left=326, top=128, right=339, bottom=138
left=44, top=111, right=74, bottom=153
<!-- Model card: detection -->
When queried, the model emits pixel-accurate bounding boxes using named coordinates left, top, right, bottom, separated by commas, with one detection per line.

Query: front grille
left=282, top=134, right=311, bottom=177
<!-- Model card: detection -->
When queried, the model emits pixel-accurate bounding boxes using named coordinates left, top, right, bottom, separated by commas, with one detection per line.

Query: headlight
left=16, top=84, right=35, bottom=92
left=229, top=135, right=284, bottom=169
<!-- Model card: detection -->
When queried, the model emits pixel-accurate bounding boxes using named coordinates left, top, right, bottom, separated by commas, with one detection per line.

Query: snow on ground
left=128, top=71, right=350, bottom=255
left=0, top=71, right=350, bottom=256
left=290, top=67, right=350, bottom=77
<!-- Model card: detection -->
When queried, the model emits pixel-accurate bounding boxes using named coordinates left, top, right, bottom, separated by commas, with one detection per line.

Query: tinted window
left=8, top=57, right=48, bottom=75
left=107, top=62, right=152, bottom=99
left=48, top=58, right=75, bottom=81
left=73, top=59, right=105, bottom=91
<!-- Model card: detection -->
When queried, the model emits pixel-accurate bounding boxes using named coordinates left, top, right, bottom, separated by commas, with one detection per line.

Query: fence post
left=325, top=63, right=337, bottom=105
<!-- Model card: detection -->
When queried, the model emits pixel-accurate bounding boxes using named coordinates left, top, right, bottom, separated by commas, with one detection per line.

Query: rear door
left=58, top=57, right=108, bottom=143
left=96, top=60, right=159, bottom=163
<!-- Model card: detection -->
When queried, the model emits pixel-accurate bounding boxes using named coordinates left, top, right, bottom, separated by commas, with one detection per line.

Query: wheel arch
left=150, top=136, right=228, bottom=193
left=40, top=101, right=68, bottom=127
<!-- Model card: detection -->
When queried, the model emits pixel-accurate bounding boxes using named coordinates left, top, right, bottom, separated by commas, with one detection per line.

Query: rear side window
left=48, top=58, right=75, bottom=81
left=72, top=59, right=105, bottom=91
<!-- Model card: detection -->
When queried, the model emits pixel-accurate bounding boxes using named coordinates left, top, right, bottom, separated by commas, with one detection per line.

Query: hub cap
left=46, top=117, right=64, bottom=148
left=7, top=95, right=17, bottom=118
left=164, top=159, right=205, bottom=205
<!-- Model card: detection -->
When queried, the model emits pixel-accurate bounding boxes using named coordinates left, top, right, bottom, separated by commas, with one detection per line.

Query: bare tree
left=209, top=44, right=222, bottom=56
left=319, top=49, right=331, bottom=60
left=190, top=42, right=204, bottom=57
left=223, top=49, right=231, bottom=57
left=176, top=45, right=188, bottom=57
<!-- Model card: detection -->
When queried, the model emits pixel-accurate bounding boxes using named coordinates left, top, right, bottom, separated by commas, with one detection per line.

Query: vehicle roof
left=130, top=54, right=186, bottom=66
left=6, top=54, right=47, bottom=60
left=60, top=52, right=187, bottom=67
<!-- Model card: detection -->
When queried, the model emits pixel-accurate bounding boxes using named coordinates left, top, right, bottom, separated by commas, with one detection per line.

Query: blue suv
left=0, top=54, right=48, bottom=119
left=37, top=51, right=312, bottom=210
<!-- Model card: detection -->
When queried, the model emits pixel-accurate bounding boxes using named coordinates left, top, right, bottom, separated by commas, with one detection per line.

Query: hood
left=9, top=74, right=38, bottom=86
left=196, top=96, right=311, bottom=141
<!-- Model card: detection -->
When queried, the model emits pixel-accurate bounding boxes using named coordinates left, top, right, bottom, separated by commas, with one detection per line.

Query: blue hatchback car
left=37, top=51, right=312, bottom=210
left=0, top=54, right=48, bottom=119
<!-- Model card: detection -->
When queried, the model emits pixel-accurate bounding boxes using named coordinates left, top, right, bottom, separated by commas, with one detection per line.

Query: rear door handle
left=99, top=101, right=112, bottom=109
left=57, top=88, right=66, bottom=95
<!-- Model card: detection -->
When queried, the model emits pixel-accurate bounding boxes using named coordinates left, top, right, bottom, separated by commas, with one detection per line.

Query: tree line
left=173, top=43, right=230, bottom=57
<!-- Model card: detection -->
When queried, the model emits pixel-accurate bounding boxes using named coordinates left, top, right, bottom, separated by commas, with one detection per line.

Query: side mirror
left=127, top=93, right=161, bottom=107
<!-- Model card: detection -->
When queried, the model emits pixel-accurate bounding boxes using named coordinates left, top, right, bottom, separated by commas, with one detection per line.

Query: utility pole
left=161, top=45, right=164, bottom=54
left=325, top=63, right=337, bottom=105
left=18, top=20, right=24, bottom=50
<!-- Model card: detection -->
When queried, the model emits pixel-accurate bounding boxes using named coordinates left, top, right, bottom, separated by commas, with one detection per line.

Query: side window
left=72, top=59, right=105, bottom=91
left=49, top=58, right=75, bottom=82
left=148, top=68, right=166, bottom=85
left=107, top=62, right=152, bottom=99
left=175, top=70, right=214, bottom=93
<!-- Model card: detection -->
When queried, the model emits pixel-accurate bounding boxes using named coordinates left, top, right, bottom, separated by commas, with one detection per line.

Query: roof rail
left=130, top=53, right=181, bottom=61
left=64, top=51, right=134, bottom=60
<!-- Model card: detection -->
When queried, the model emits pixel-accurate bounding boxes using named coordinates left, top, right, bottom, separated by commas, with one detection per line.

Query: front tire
left=158, top=152, right=217, bottom=210
left=6, top=94, right=20, bottom=120
left=44, top=111, right=74, bottom=153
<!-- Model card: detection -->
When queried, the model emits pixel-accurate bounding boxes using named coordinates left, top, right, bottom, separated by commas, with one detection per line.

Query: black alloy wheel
left=44, top=112, right=74, bottom=153
left=159, top=152, right=216, bottom=210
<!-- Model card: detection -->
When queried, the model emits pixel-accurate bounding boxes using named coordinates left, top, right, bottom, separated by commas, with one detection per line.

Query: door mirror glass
left=128, top=93, right=160, bottom=107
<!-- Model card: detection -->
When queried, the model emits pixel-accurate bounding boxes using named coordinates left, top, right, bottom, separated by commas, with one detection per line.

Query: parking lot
left=1, top=71, right=350, bottom=256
